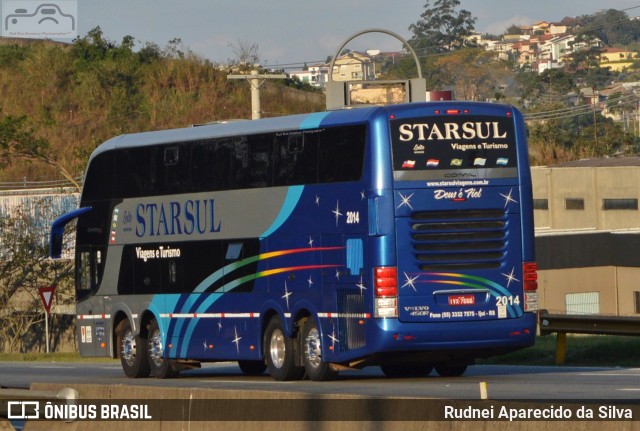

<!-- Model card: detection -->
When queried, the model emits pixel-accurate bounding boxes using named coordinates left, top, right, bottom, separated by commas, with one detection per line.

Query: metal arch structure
left=325, top=28, right=427, bottom=109
left=327, top=28, right=423, bottom=82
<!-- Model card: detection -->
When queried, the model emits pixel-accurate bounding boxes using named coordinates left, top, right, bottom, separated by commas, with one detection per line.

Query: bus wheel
left=264, top=317, right=304, bottom=381
left=148, top=319, right=179, bottom=379
left=118, top=319, right=150, bottom=378
left=301, top=318, right=337, bottom=381
left=434, top=363, right=467, bottom=377
left=380, top=363, right=433, bottom=378
left=238, top=360, right=267, bottom=376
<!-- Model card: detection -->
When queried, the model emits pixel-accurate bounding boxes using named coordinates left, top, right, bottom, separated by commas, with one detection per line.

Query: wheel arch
left=138, top=309, right=158, bottom=340
left=112, top=310, right=129, bottom=359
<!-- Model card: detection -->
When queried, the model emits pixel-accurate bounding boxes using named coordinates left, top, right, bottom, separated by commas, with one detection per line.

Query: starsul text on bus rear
left=135, top=199, right=222, bottom=238
left=398, top=121, right=508, bottom=142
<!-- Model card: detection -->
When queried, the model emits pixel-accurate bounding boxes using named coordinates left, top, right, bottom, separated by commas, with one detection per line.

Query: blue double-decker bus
left=50, top=101, right=537, bottom=381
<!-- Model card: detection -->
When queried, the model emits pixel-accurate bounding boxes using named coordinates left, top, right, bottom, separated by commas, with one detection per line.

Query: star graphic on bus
left=282, top=281, right=292, bottom=309
left=232, top=326, right=242, bottom=354
left=402, top=272, right=419, bottom=292
left=315, top=195, right=320, bottom=206
left=397, top=192, right=414, bottom=210
left=500, top=188, right=518, bottom=208
left=333, top=200, right=343, bottom=226
left=360, top=190, right=366, bottom=200
left=328, top=326, right=339, bottom=349
left=356, top=276, right=367, bottom=295
left=501, top=267, right=520, bottom=287
left=217, top=321, right=223, bottom=332
left=308, top=236, right=314, bottom=247
left=307, top=275, right=314, bottom=288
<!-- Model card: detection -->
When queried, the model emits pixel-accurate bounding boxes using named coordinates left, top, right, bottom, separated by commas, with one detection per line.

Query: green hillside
left=0, top=29, right=324, bottom=183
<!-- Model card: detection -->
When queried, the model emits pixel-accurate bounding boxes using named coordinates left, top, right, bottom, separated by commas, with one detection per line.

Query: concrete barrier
left=15, top=383, right=639, bottom=431
left=0, top=419, right=15, bottom=431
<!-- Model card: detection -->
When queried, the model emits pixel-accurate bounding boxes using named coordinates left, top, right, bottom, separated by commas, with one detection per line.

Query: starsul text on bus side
left=135, top=199, right=222, bottom=237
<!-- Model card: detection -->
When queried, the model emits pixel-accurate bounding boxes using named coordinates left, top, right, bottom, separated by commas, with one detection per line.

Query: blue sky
left=5, top=1, right=640, bottom=68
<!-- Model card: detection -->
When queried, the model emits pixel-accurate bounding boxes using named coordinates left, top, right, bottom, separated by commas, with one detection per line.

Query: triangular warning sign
left=39, top=285, right=56, bottom=314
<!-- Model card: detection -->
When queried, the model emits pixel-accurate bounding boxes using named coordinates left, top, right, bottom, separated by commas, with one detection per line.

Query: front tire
left=264, top=317, right=304, bottom=381
left=301, top=318, right=337, bottom=381
left=118, top=319, right=150, bottom=378
left=148, top=318, right=179, bottom=379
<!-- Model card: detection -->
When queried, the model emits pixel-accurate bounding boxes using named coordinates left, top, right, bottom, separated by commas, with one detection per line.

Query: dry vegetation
left=0, top=30, right=324, bottom=183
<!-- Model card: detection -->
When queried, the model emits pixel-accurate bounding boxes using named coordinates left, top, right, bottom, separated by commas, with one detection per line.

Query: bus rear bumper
left=366, top=313, right=537, bottom=360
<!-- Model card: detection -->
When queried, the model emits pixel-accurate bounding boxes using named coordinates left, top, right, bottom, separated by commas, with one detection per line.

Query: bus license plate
left=448, top=295, right=475, bottom=306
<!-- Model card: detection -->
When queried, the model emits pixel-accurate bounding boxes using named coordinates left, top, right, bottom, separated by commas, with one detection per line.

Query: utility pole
left=227, top=69, right=286, bottom=120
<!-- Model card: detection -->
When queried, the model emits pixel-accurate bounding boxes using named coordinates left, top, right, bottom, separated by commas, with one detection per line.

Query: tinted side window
left=318, top=126, right=365, bottom=183
left=83, top=152, right=114, bottom=201
left=114, top=147, right=154, bottom=198
left=102, top=124, right=366, bottom=198
left=273, top=125, right=366, bottom=186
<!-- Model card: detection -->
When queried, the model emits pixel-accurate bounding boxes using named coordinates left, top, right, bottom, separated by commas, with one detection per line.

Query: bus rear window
left=390, top=115, right=517, bottom=179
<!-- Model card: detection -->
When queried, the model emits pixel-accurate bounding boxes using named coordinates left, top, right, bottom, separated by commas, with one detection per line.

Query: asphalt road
left=2, top=361, right=640, bottom=400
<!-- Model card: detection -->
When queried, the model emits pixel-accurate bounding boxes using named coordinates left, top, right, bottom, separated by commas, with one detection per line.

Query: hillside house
left=599, top=48, right=637, bottom=72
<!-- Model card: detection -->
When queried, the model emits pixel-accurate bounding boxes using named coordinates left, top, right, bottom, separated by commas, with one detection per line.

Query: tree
left=577, top=9, right=640, bottom=46
left=0, top=200, right=75, bottom=352
left=506, top=25, right=523, bottom=35
left=515, top=69, right=576, bottom=107
left=526, top=101, right=635, bottom=165
left=427, top=48, right=510, bottom=101
left=408, top=0, right=477, bottom=54
left=0, top=113, right=80, bottom=190
left=227, top=40, right=261, bottom=70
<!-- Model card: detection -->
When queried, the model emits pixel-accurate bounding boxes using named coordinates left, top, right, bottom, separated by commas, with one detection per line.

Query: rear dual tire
left=301, top=318, right=337, bottom=381
left=148, top=319, right=179, bottom=378
left=118, top=318, right=179, bottom=378
left=264, top=317, right=304, bottom=381
left=118, top=319, right=150, bottom=378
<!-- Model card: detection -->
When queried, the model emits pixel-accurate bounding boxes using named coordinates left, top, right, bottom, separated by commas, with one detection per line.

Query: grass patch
left=480, top=335, right=640, bottom=367
left=0, top=352, right=116, bottom=362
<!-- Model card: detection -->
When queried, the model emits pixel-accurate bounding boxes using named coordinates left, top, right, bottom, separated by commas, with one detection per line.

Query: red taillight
left=446, top=109, right=460, bottom=115
left=523, top=262, right=538, bottom=291
left=375, top=267, right=397, bottom=297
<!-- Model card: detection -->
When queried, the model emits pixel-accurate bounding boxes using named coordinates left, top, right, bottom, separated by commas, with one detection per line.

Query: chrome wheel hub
left=149, top=329, right=164, bottom=367
left=305, top=327, right=322, bottom=368
left=269, top=328, right=286, bottom=368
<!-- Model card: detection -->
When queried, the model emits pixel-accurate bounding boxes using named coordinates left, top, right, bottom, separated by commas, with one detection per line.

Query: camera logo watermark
left=7, top=401, right=40, bottom=419
left=2, top=1, right=77, bottom=39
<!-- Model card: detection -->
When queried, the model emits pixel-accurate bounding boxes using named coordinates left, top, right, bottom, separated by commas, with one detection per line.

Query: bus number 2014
left=496, top=295, right=520, bottom=307
left=346, top=211, right=360, bottom=224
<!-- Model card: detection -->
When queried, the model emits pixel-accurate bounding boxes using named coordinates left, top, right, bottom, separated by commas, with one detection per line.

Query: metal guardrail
left=538, top=310, right=640, bottom=364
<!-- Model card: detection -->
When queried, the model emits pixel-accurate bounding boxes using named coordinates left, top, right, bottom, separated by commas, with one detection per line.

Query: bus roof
left=88, top=101, right=519, bottom=164
left=89, top=106, right=385, bottom=162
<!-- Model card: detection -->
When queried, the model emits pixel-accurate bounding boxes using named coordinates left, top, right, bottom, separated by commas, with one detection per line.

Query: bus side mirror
left=49, top=206, right=93, bottom=259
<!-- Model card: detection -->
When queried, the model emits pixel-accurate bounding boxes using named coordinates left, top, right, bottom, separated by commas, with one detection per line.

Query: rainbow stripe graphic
left=422, top=272, right=522, bottom=318
left=165, top=246, right=345, bottom=357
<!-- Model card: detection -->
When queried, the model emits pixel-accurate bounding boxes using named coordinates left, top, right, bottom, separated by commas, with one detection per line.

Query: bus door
left=76, top=246, right=109, bottom=356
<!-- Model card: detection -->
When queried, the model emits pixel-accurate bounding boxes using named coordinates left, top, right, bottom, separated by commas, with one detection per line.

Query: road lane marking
left=578, top=373, right=640, bottom=376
